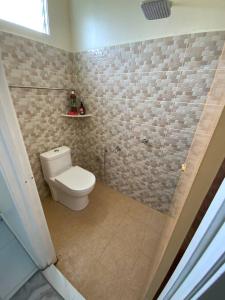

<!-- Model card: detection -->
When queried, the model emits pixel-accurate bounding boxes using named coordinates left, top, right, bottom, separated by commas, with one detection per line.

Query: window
left=0, top=0, right=49, bottom=34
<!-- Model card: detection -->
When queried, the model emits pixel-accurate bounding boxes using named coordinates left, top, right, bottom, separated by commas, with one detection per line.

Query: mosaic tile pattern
left=74, top=31, right=225, bottom=214
left=171, top=41, right=225, bottom=217
left=0, top=32, right=73, bottom=89
left=10, top=88, right=82, bottom=199
left=0, top=32, right=80, bottom=200
left=1, top=30, right=224, bottom=214
left=183, top=32, right=225, bottom=70
left=176, top=70, right=216, bottom=104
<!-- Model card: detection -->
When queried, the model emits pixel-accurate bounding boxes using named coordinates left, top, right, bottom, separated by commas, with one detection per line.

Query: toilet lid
left=55, top=166, right=95, bottom=191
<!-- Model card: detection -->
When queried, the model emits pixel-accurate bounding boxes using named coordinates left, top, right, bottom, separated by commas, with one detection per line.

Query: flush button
left=54, top=149, right=60, bottom=152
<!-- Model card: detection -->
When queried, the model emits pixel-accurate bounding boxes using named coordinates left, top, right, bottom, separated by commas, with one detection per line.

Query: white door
left=158, top=178, right=225, bottom=300
left=0, top=55, right=56, bottom=268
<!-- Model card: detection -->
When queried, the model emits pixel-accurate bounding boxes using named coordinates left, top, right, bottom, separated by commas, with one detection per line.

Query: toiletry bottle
left=68, top=90, right=78, bottom=115
left=79, top=101, right=86, bottom=115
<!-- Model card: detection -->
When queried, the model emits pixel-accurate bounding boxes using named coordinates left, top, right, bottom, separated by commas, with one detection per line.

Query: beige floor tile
left=42, top=181, right=171, bottom=300
left=115, top=215, right=146, bottom=247
left=120, top=286, right=144, bottom=300
left=91, top=182, right=131, bottom=213
left=126, top=253, right=154, bottom=293
left=141, top=230, right=160, bottom=258
left=100, top=235, right=140, bottom=279
left=127, top=198, right=166, bottom=226
left=80, top=262, right=123, bottom=300
left=56, top=246, right=90, bottom=291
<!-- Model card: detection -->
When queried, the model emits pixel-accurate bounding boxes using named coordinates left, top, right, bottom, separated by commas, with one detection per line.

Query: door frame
left=153, top=157, right=225, bottom=299
left=158, top=178, right=225, bottom=299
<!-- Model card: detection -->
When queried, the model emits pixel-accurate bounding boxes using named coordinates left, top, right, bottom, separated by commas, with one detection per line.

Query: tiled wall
left=1, top=31, right=225, bottom=214
left=74, top=31, right=225, bottom=214
left=0, top=32, right=81, bottom=199
left=171, top=42, right=225, bottom=217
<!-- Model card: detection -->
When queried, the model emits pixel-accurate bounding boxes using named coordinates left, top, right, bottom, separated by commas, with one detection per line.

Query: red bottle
left=79, top=101, right=86, bottom=115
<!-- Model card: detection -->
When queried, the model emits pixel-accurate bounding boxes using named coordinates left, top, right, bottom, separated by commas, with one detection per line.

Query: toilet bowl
left=40, top=146, right=96, bottom=211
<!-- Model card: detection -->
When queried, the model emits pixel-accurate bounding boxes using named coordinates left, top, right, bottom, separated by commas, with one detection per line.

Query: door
left=158, top=178, right=225, bottom=300
left=0, top=54, right=56, bottom=268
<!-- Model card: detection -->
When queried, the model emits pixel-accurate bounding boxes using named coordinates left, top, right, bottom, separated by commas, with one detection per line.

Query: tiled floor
left=11, top=272, right=63, bottom=300
left=42, top=181, right=172, bottom=300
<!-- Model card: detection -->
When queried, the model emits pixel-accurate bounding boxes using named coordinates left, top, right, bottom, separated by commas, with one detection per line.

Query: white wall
left=70, top=0, right=225, bottom=52
left=1, top=0, right=225, bottom=52
left=0, top=0, right=72, bottom=51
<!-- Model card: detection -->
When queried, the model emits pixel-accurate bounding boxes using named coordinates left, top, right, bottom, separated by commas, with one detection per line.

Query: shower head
left=141, top=0, right=171, bottom=20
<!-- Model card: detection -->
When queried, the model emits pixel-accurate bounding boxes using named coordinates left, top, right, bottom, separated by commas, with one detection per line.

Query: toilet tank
left=40, top=146, right=72, bottom=180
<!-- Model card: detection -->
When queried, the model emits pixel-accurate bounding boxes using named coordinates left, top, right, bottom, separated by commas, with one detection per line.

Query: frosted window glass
left=0, top=0, right=49, bottom=34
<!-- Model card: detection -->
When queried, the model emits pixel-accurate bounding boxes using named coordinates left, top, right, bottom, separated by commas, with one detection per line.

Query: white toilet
left=40, top=146, right=96, bottom=211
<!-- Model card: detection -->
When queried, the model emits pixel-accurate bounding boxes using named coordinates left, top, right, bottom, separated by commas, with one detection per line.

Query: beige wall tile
left=2, top=30, right=225, bottom=215
left=196, top=104, right=224, bottom=136
left=207, top=70, right=225, bottom=106
left=74, top=31, right=224, bottom=214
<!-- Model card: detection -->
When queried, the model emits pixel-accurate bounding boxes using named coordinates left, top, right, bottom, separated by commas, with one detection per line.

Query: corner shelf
left=61, top=114, right=92, bottom=118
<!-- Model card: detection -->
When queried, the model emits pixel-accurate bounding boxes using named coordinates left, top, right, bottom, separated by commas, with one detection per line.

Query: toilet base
left=50, top=186, right=89, bottom=211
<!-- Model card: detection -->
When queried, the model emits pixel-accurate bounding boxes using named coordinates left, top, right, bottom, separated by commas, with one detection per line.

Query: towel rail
left=8, top=85, right=71, bottom=91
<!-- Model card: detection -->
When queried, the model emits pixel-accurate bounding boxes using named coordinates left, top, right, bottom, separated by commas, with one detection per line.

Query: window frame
left=0, top=0, right=50, bottom=35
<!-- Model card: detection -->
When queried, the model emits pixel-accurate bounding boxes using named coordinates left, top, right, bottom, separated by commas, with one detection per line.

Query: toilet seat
left=55, top=166, right=95, bottom=193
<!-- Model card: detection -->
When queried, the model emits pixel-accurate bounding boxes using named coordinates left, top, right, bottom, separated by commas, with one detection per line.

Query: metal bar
left=8, top=85, right=72, bottom=91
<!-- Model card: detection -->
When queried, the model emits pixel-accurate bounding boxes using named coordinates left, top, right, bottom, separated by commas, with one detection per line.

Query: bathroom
left=0, top=0, right=225, bottom=299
